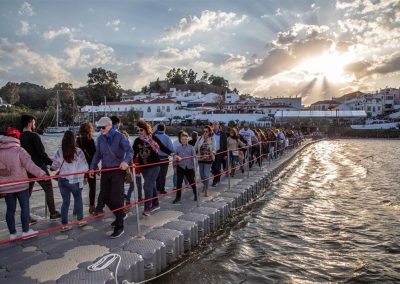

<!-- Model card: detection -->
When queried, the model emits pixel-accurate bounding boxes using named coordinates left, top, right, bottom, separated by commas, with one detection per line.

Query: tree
left=200, top=71, right=209, bottom=82
left=87, top=67, right=120, bottom=104
left=141, top=85, right=149, bottom=93
left=0, top=82, right=20, bottom=104
left=187, top=69, right=197, bottom=84
left=165, top=68, right=186, bottom=85
left=208, top=75, right=229, bottom=89
left=232, top=87, right=239, bottom=94
left=124, top=110, right=140, bottom=126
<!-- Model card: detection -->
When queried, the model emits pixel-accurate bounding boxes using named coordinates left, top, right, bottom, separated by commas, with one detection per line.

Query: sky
left=0, top=0, right=399, bottom=105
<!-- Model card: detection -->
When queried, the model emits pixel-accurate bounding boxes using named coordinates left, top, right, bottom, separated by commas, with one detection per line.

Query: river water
left=158, top=139, right=400, bottom=283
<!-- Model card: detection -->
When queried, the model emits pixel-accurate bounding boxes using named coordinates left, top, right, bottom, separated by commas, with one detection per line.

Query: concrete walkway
left=0, top=140, right=315, bottom=283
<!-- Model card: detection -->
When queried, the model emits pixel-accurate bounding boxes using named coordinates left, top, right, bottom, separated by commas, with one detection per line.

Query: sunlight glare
left=296, top=51, right=355, bottom=83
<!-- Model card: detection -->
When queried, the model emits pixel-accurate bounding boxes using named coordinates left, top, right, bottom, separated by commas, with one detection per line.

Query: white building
left=337, top=93, right=385, bottom=117
left=0, top=97, right=11, bottom=107
left=183, top=92, right=221, bottom=108
left=120, top=92, right=149, bottom=102
left=263, top=105, right=298, bottom=117
left=188, top=112, right=271, bottom=126
left=224, top=92, right=240, bottom=103
left=377, top=88, right=398, bottom=111
left=364, top=94, right=384, bottom=117
left=81, top=99, right=179, bottom=120
left=263, top=97, right=302, bottom=109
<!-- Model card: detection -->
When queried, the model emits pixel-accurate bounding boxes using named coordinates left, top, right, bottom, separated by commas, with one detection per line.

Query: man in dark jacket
left=20, top=114, right=60, bottom=222
left=90, top=117, right=133, bottom=239
left=211, top=121, right=227, bottom=187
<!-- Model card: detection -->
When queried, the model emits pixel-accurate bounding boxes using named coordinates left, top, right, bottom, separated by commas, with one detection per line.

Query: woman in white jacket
left=194, top=125, right=216, bottom=196
left=51, top=130, right=88, bottom=231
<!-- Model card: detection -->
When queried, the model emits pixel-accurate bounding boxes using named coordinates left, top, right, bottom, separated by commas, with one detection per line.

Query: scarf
left=105, top=127, right=116, bottom=144
left=140, top=134, right=160, bottom=153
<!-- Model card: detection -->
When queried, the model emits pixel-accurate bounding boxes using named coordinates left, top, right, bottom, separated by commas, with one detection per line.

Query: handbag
left=125, top=168, right=133, bottom=184
left=54, top=160, right=64, bottom=181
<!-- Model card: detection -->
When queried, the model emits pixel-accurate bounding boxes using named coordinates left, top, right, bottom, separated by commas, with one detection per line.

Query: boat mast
left=104, top=96, right=107, bottom=116
left=92, top=101, right=95, bottom=125
left=56, top=90, right=59, bottom=127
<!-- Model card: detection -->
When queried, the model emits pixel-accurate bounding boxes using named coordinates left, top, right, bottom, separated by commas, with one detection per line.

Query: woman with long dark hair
left=77, top=122, right=97, bottom=215
left=51, top=130, right=88, bottom=231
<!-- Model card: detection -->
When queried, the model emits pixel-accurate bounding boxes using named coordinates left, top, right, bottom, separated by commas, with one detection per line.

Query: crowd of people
left=0, top=114, right=303, bottom=240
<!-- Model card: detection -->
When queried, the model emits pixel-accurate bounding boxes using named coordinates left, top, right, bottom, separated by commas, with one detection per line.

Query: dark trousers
left=100, top=170, right=125, bottom=230
left=96, top=181, right=105, bottom=212
left=211, top=151, right=223, bottom=184
left=176, top=166, right=197, bottom=200
left=28, top=170, right=57, bottom=215
left=156, top=159, right=169, bottom=193
left=88, top=177, right=96, bottom=206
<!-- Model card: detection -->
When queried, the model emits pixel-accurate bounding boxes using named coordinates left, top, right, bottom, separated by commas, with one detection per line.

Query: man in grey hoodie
left=154, top=124, right=174, bottom=194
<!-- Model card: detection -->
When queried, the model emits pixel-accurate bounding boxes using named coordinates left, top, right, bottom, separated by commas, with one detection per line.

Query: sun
left=295, top=50, right=354, bottom=83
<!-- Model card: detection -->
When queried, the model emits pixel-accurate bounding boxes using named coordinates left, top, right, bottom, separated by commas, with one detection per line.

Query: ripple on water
left=156, top=140, right=400, bottom=283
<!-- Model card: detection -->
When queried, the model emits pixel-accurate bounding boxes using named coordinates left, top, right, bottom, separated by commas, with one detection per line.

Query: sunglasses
left=100, top=126, right=107, bottom=130
left=137, top=128, right=145, bottom=133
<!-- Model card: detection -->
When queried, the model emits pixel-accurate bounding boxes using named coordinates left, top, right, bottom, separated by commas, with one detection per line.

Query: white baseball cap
left=97, top=117, right=112, bottom=127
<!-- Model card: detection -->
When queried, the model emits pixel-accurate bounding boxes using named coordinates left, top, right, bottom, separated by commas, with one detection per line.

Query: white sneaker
left=9, top=232, right=21, bottom=240
left=21, top=229, right=38, bottom=239
left=78, top=220, right=87, bottom=227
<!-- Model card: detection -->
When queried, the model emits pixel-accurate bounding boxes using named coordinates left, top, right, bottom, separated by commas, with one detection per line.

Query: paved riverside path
left=0, top=140, right=313, bottom=283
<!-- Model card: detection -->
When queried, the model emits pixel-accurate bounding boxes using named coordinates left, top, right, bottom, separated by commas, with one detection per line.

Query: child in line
left=173, top=132, right=197, bottom=204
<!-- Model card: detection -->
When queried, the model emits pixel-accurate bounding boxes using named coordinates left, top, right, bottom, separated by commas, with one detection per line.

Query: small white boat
left=43, top=126, right=70, bottom=136
left=350, top=121, right=399, bottom=130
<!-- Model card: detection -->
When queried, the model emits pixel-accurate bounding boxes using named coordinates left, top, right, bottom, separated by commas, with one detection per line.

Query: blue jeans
left=58, top=178, right=83, bottom=225
left=127, top=175, right=143, bottom=201
left=5, top=189, right=30, bottom=234
left=141, top=166, right=160, bottom=211
left=198, top=162, right=212, bottom=189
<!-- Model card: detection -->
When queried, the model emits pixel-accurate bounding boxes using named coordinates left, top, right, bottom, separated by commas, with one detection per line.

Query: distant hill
left=334, top=91, right=365, bottom=103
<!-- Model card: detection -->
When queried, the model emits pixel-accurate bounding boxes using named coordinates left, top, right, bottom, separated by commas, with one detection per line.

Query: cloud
left=43, top=27, right=73, bottom=40
left=17, top=21, right=30, bottom=36
left=369, top=52, right=400, bottom=75
left=159, top=10, right=247, bottom=42
left=0, top=37, right=70, bottom=87
left=106, top=19, right=121, bottom=31
left=117, top=46, right=207, bottom=90
left=344, top=60, right=372, bottom=78
left=273, top=24, right=330, bottom=46
left=221, top=54, right=247, bottom=71
left=18, top=2, right=35, bottom=16
left=243, top=36, right=333, bottom=81
left=156, top=45, right=204, bottom=61
left=335, top=0, right=362, bottom=11
left=64, top=38, right=117, bottom=68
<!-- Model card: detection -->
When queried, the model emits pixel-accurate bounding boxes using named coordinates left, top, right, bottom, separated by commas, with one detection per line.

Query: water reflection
left=157, top=139, right=400, bottom=283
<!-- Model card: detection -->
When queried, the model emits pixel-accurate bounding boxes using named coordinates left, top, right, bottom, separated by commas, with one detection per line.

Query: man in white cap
left=90, top=117, right=133, bottom=238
